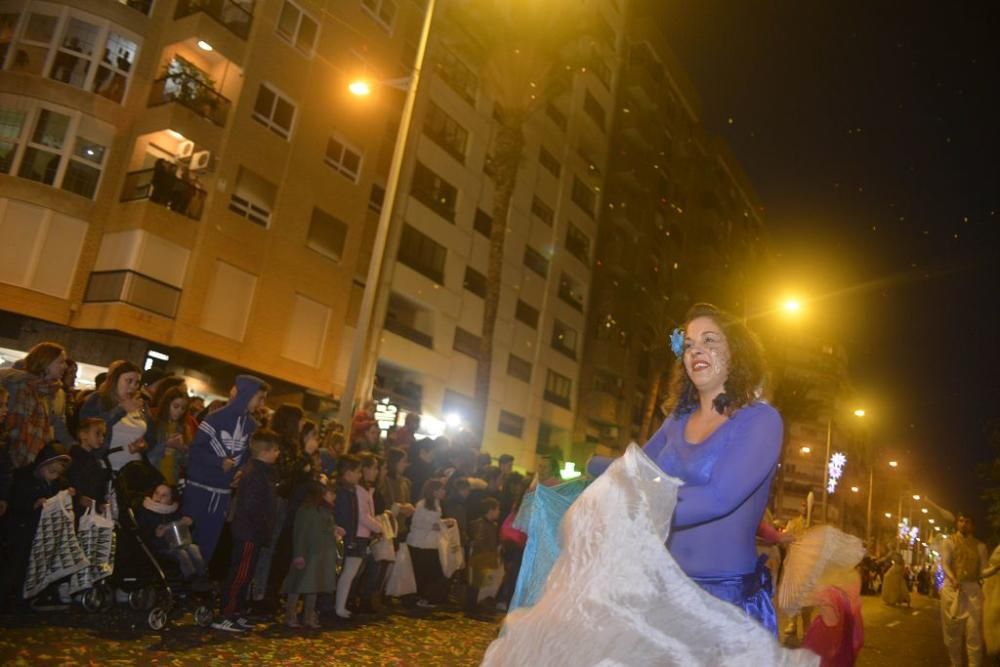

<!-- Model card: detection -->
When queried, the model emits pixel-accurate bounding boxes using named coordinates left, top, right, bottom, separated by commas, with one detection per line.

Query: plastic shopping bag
left=385, top=543, right=417, bottom=597
left=438, top=523, right=465, bottom=578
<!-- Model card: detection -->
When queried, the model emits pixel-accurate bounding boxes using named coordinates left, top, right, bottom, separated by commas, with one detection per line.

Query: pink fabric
left=355, top=485, right=382, bottom=538
left=801, top=586, right=863, bottom=666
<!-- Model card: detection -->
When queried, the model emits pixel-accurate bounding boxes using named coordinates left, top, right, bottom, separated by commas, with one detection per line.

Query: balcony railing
left=543, top=391, right=571, bottom=410
left=148, top=73, right=231, bottom=127
left=120, top=168, right=206, bottom=220
left=84, top=270, right=181, bottom=318
left=384, top=317, right=433, bottom=349
left=175, top=0, right=253, bottom=40
left=558, top=283, right=584, bottom=312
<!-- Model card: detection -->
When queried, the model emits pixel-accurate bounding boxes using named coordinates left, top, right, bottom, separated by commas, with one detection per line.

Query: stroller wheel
left=81, top=587, right=102, bottom=612
left=194, top=605, right=213, bottom=627
left=128, top=588, right=153, bottom=610
left=148, top=606, right=169, bottom=631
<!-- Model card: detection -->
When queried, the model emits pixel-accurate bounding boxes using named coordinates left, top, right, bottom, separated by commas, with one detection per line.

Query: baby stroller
left=78, top=461, right=213, bottom=630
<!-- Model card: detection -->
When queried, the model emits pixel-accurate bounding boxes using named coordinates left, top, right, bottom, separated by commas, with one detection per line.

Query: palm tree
left=444, top=0, right=600, bottom=435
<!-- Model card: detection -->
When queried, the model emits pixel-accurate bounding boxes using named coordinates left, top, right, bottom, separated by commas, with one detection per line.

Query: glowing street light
left=348, top=79, right=372, bottom=96
left=799, top=446, right=812, bottom=454
left=888, top=460, right=898, bottom=468
left=884, top=512, right=892, bottom=518
left=912, top=494, right=921, bottom=501
left=928, top=519, right=935, bottom=524
left=850, top=486, right=860, bottom=493
left=782, top=298, right=802, bottom=315
left=853, top=409, right=866, bottom=417
left=921, top=507, right=929, bottom=514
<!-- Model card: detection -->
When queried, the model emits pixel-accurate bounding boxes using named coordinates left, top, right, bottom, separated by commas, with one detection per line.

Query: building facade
left=572, top=7, right=768, bottom=462
left=0, top=0, right=418, bottom=401
left=368, top=0, right=624, bottom=468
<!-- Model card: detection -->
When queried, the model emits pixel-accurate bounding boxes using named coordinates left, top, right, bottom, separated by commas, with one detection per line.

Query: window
left=593, top=370, right=624, bottom=398
left=228, top=165, right=276, bottom=227
left=571, top=176, right=596, bottom=217
left=544, top=369, right=573, bottom=409
left=545, top=102, right=567, bottom=131
left=398, top=223, right=446, bottom=284
left=463, top=266, right=486, bottom=298
left=523, top=245, right=549, bottom=278
left=558, top=272, right=585, bottom=312
left=434, top=46, right=477, bottom=104
left=515, top=299, right=539, bottom=328
left=473, top=208, right=492, bottom=237
left=252, top=83, right=296, bottom=139
left=306, top=207, right=348, bottom=261
left=411, top=161, right=457, bottom=222
left=583, top=90, right=606, bottom=129
left=368, top=183, right=385, bottom=213
left=361, top=0, right=397, bottom=31
left=498, top=410, right=525, bottom=438
left=453, top=326, right=481, bottom=359
left=424, top=102, right=468, bottom=161
left=551, top=320, right=578, bottom=359
left=325, top=135, right=363, bottom=181
left=5, top=8, right=140, bottom=104
left=565, top=222, right=591, bottom=265
left=530, top=196, right=554, bottom=225
left=4, top=98, right=112, bottom=199
left=276, top=0, right=318, bottom=55
left=538, top=146, right=561, bottom=177
left=507, top=354, right=532, bottom=383
left=385, top=292, right=434, bottom=348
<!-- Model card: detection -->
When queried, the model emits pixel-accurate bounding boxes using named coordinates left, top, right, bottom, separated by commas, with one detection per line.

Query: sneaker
left=415, top=599, right=438, bottom=609
left=211, top=619, right=247, bottom=633
left=234, top=617, right=256, bottom=630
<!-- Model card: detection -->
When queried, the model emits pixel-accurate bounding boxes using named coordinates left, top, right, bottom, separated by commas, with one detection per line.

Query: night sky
left=659, top=2, right=1000, bottom=524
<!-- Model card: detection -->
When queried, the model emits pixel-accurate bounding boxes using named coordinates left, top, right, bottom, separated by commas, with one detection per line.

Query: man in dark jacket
left=214, top=429, right=279, bottom=632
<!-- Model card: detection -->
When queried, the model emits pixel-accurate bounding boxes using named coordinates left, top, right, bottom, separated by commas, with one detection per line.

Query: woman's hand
left=80, top=495, right=95, bottom=509
left=166, top=433, right=184, bottom=449
left=128, top=439, right=147, bottom=454
left=121, top=394, right=144, bottom=414
left=222, top=457, right=236, bottom=472
left=180, top=517, right=193, bottom=526
left=335, top=526, right=346, bottom=538
left=292, top=557, right=306, bottom=570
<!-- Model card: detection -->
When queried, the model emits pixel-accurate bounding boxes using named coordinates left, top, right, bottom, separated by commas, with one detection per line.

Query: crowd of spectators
left=0, top=341, right=538, bottom=631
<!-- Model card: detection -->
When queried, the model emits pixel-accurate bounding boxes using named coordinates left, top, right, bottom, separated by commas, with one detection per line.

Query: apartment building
left=572, top=9, right=768, bottom=461
left=368, top=0, right=625, bottom=467
left=0, top=0, right=418, bottom=401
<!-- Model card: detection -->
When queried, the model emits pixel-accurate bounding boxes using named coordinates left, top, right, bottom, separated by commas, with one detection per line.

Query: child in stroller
left=134, top=483, right=209, bottom=586
left=80, top=461, right=213, bottom=629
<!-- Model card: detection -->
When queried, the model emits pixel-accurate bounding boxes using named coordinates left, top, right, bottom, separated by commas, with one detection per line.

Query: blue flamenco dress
left=512, top=402, right=782, bottom=635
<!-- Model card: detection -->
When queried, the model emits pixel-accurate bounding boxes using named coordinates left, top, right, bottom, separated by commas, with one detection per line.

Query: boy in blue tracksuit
left=182, top=375, right=269, bottom=564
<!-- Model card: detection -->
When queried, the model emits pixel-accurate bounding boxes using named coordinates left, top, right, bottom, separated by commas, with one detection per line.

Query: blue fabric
left=186, top=375, right=265, bottom=489
left=690, top=554, right=778, bottom=636
left=508, top=478, right=589, bottom=612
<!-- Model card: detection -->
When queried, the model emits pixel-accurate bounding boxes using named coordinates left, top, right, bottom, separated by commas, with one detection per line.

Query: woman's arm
left=673, top=406, right=782, bottom=528
left=356, top=487, right=383, bottom=533
left=587, top=416, right=673, bottom=477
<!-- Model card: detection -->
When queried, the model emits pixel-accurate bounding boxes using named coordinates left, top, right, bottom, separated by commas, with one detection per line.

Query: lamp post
left=336, top=0, right=438, bottom=426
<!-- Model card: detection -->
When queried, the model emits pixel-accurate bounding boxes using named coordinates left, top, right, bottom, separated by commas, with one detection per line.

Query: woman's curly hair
left=663, top=303, right=768, bottom=417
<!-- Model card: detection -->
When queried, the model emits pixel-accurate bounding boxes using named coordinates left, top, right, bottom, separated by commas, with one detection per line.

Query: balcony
left=543, top=391, right=571, bottom=410
left=117, top=0, right=154, bottom=16
left=84, top=270, right=181, bottom=318
left=384, top=317, right=433, bottom=350
left=120, top=168, right=206, bottom=220
left=148, top=73, right=231, bottom=127
left=175, top=0, right=253, bottom=40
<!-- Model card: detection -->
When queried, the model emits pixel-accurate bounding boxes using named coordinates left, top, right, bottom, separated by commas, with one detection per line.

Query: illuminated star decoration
left=826, top=451, right=847, bottom=494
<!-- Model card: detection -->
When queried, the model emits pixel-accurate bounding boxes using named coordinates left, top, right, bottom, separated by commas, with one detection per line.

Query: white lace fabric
left=481, top=444, right=819, bottom=667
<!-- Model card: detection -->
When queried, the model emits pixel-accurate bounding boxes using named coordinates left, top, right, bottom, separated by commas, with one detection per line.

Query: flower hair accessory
left=670, top=328, right=685, bottom=358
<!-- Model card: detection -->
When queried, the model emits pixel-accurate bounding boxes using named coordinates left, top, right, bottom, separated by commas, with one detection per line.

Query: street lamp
left=850, top=486, right=859, bottom=493
left=348, top=80, right=372, bottom=96
left=782, top=298, right=803, bottom=315
left=912, top=494, right=921, bottom=501
left=853, top=409, right=866, bottom=417
left=884, top=512, right=892, bottom=519
left=799, top=446, right=811, bottom=454
left=336, top=0, right=438, bottom=427
left=888, top=460, right=898, bottom=468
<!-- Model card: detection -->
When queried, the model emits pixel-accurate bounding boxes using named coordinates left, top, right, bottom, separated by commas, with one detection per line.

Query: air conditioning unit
left=190, top=150, right=211, bottom=171
left=176, top=140, right=195, bottom=159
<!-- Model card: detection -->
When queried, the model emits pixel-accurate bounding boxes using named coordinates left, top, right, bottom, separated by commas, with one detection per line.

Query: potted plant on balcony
left=162, top=56, right=220, bottom=119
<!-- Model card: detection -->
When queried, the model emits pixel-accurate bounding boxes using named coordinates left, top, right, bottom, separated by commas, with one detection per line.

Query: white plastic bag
left=385, top=543, right=417, bottom=597
left=438, top=522, right=464, bottom=578
left=68, top=504, right=116, bottom=594
left=372, top=513, right=397, bottom=562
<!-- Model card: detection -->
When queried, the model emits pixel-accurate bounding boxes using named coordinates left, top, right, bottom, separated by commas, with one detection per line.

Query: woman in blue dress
left=589, top=302, right=782, bottom=633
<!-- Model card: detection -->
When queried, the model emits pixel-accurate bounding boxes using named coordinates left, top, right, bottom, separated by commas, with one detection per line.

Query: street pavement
left=854, top=593, right=950, bottom=666
left=0, top=592, right=959, bottom=665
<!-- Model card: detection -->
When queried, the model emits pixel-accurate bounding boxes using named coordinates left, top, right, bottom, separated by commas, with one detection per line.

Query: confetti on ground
left=0, top=603, right=500, bottom=666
